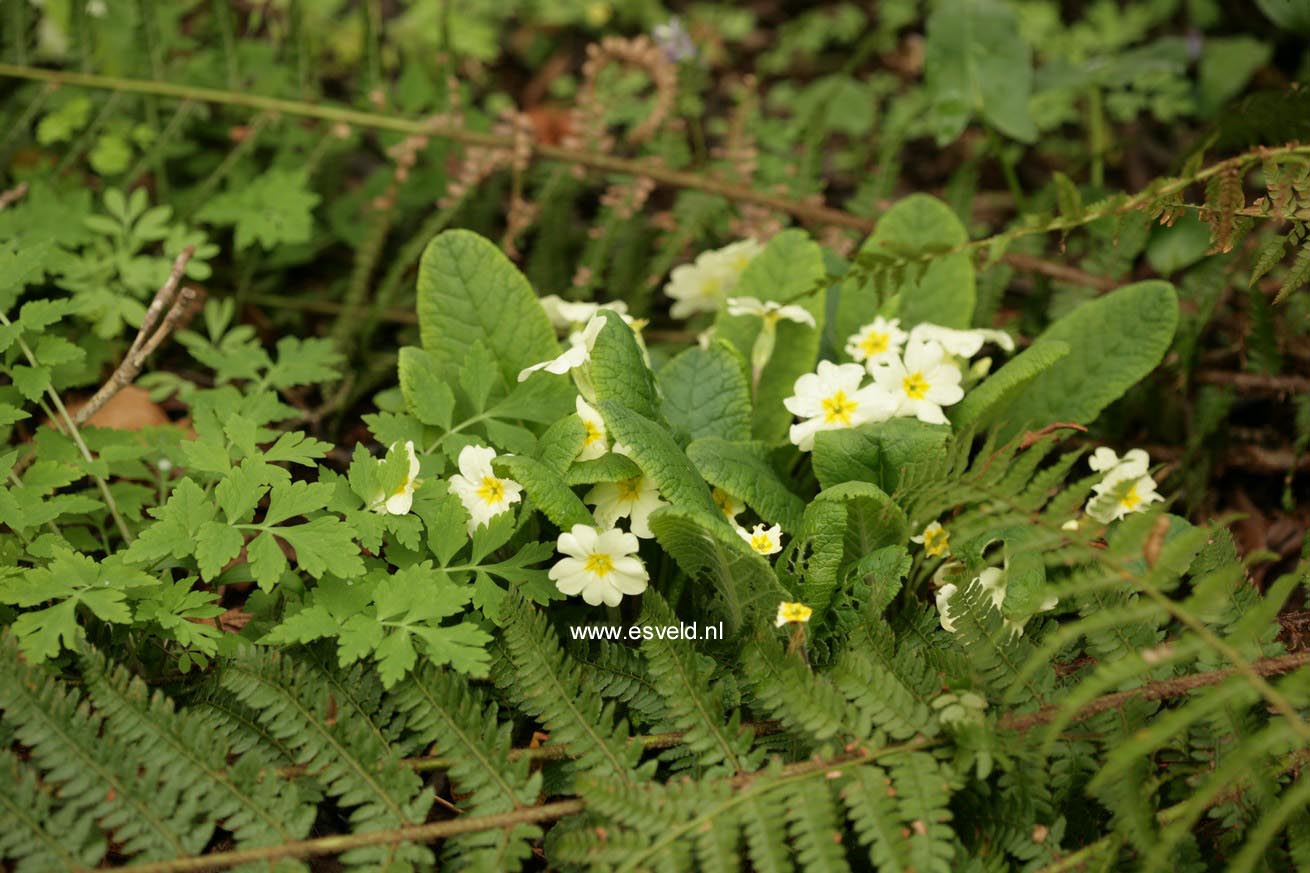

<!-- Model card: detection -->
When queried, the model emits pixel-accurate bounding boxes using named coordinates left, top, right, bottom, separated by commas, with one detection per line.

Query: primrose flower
left=784, top=361, right=897, bottom=451
left=712, top=487, right=744, bottom=520
left=550, top=524, right=649, bottom=607
left=846, top=316, right=908, bottom=367
left=575, top=396, right=608, bottom=461
left=517, top=315, right=605, bottom=382
left=1088, top=447, right=1150, bottom=478
left=371, top=440, right=421, bottom=516
left=585, top=474, right=667, bottom=539
left=1084, top=448, right=1162, bottom=523
left=539, top=295, right=629, bottom=332
left=908, top=323, right=1015, bottom=358
left=935, top=583, right=959, bottom=633
left=447, top=445, right=524, bottom=533
left=936, top=566, right=1057, bottom=636
left=726, top=297, right=817, bottom=328
left=911, top=521, right=950, bottom=557
left=738, top=523, right=783, bottom=556
left=664, top=239, right=762, bottom=318
left=775, top=601, right=813, bottom=627
left=1086, top=469, right=1163, bottom=524
left=870, top=340, right=964, bottom=425
left=935, top=567, right=1003, bottom=633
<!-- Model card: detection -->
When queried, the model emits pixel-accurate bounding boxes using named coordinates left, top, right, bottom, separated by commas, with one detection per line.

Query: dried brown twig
left=72, top=246, right=201, bottom=427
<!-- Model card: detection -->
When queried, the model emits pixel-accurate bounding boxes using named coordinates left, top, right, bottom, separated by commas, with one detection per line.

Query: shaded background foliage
left=0, top=0, right=1309, bottom=871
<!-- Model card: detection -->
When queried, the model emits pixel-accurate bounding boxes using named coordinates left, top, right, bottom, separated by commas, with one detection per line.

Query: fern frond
left=0, top=634, right=210, bottom=862
left=784, top=778, right=852, bottom=872
left=829, top=648, right=935, bottom=741
left=570, top=637, right=668, bottom=727
left=739, top=791, right=795, bottom=873
left=0, top=749, right=105, bottom=872
left=743, top=635, right=869, bottom=746
left=219, top=649, right=434, bottom=869
left=497, top=587, right=651, bottom=786
left=640, top=591, right=759, bottom=775
left=80, top=648, right=317, bottom=856
left=391, top=663, right=542, bottom=870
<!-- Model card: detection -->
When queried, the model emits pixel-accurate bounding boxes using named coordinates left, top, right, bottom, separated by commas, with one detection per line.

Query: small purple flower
left=653, top=17, right=696, bottom=63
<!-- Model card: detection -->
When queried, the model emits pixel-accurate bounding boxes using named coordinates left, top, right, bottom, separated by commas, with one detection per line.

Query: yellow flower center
left=924, top=527, right=949, bottom=557
left=902, top=372, right=929, bottom=400
left=391, top=478, right=412, bottom=497
left=859, top=331, right=889, bottom=357
left=584, top=553, right=615, bottom=576
left=732, top=254, right=751, bottom=271
left=821, top=390, right=858, bottom=425
left=712, top=488, right=738, bottom=518
left=476, top=476, right=505, bottom=505
left=617, top=477, right=643, bottom=501
left=1120, top=484, right=1142, bottom=510
left=778, top=602, right=812, bottom=623
left=582, top=419, right=603, bottom=446
left=750, top=533, right=775, bottom=554
left=701, top=275, right=723, bottom=298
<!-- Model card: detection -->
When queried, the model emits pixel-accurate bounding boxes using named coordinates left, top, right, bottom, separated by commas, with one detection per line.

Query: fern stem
left=355, top=194, right=468, bottom=349
left=112, top=799, right=587, bottom=872
left=0, top=62, right=875, bottom=231
left=1001, top=650, right=1310, bottom=732
left=330, top=195, right=393, bottom=353
left=126, top=99, right=197, bottom=189
left=180, top=111, right=274, bottom=219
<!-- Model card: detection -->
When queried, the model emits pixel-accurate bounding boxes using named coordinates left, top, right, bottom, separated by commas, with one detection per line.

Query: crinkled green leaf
left=999, top=281, right=1179, bottom=441
left=658, top=341, right=752, bottom=445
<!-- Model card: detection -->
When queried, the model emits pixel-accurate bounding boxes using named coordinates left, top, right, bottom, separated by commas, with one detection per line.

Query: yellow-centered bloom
left=869, top=340, right=964, bottom=425
left=663, top=239, right=762, bottom=319
left=712, top=487, right=745, bottom=520
left=371, top=440, right=421, bottom=516
left=737, top=522, right=783, bottom=556
left=584, top=474, right=667, bottom=539
left=549, top=524, right=648, bottom=606
left=775, top=601, right=813, bottom=627
left=447, top=445, right=524, bottom=534
left=784, top=361, right=897, bottom=451
left=912, top=521, right=950, bottom=557
left=846, top=316, right=907, bottom=367
left=575, top=396, right=609, bottom=461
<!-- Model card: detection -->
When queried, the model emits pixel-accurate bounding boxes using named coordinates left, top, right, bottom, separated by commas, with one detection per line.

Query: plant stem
left=1088, top=86, right=1106, bottom=189
left=987, top=124, right=1025, bottom=213
left=0, top=314, right=134, bottom=543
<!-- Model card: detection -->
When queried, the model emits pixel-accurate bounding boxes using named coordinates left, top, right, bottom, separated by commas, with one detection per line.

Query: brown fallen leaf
left=71, top=385, right=170, bottom=430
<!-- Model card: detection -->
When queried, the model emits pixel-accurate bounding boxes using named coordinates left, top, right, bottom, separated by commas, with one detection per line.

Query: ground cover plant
left=1, top=1, right=1310, bottom=870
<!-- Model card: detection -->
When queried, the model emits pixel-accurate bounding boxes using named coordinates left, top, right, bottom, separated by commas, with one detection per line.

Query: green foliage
left=924, top=0, right=1037, bottom=144
left=0, top=2, right=1308, bottom=870
left=998, top=281, right=1179, bottom=441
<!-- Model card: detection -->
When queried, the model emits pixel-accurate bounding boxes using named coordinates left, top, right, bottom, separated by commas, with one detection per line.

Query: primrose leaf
left=590, top=311, right=660, bottom=421
left=658, top=341, right=753, bottom=445
left=837, top=195, right=975, bottom=346
left=416, top=229, right=562, bottom=388
left=596, top=401, right=718, bottom=519
left=686, top=437, right=806, bottom=533
left=998, top=281, right=1179, bottom=442
left=494, top=454, right=592, bottom=529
